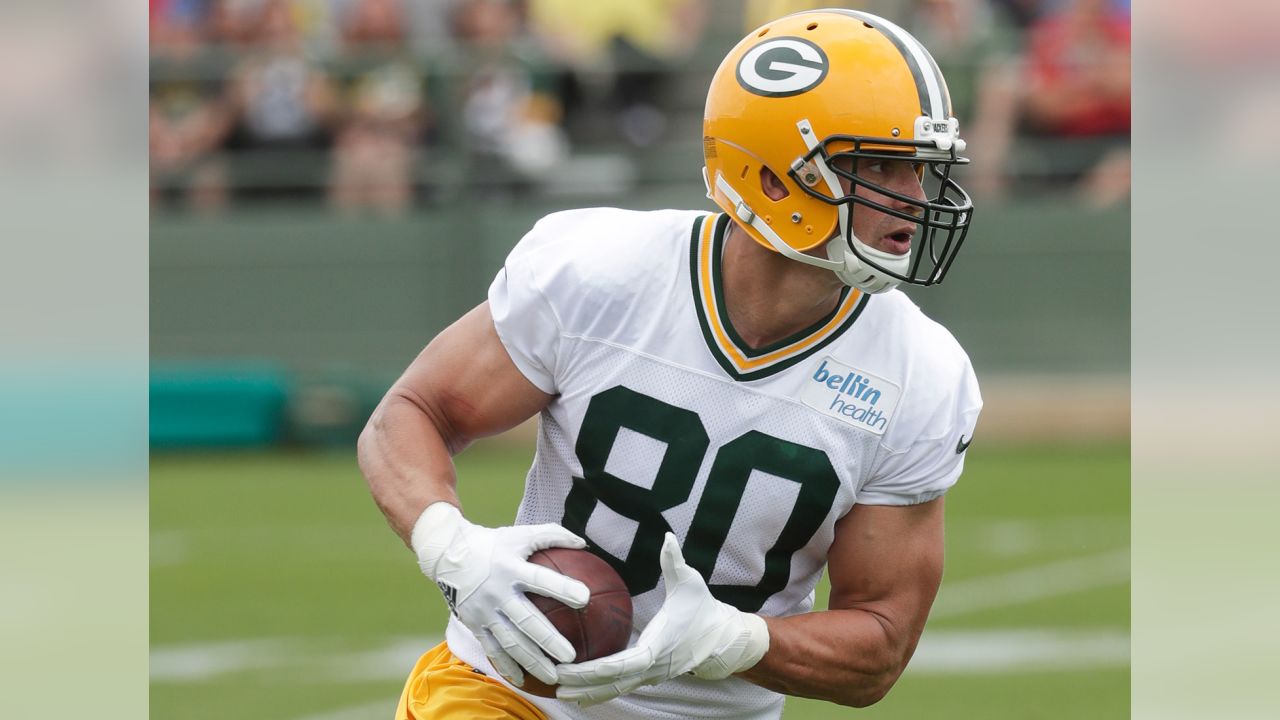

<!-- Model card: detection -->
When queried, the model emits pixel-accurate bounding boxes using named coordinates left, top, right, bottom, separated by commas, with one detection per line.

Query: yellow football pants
left=396, top=642, right=550, bottom=720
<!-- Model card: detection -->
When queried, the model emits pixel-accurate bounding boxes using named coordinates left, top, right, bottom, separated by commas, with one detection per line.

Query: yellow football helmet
left=703, top=9, right=973, bottom=293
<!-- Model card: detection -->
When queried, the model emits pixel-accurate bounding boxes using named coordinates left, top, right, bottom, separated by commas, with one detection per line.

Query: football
left=519, top=547, right=633, bottom=698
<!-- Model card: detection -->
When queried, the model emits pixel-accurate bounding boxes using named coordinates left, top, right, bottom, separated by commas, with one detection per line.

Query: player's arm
left=357, top=302, right=591, bottom=687
left=738, top=498, right=944, bottom=707
left=357, top=301, right=552, bottom=544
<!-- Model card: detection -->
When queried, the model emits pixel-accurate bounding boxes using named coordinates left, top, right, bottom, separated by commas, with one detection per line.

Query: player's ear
left=759, top=166, right=790, bottom=201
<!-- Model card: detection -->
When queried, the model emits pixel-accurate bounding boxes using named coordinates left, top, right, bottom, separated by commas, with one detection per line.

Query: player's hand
left=411, top=502, right=590, bottom=688
left=555, top=533, right=770, bottom=706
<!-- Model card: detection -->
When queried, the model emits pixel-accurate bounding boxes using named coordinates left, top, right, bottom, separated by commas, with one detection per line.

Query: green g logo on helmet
left=735, top=37, right=829, bottom=97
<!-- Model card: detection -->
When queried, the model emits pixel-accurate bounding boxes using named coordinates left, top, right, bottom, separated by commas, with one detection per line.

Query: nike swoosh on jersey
left=955, top=435, right=972, bottom=454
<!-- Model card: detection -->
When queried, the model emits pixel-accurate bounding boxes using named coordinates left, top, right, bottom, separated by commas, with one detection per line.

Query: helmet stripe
left=826, top=9, right=950, bottom=120
left=917, top=41, right=954, bottom=118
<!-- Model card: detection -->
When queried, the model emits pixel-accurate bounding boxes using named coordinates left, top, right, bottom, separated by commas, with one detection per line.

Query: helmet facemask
left=789, top=130, right=973, bottom=292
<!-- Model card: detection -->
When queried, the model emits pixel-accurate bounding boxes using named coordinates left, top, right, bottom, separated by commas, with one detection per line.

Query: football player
left=358, top=9, right=981, bottom=719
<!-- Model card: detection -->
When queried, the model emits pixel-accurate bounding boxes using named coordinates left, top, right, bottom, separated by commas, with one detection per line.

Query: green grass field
left=151, top=440, right=1129, bottom=719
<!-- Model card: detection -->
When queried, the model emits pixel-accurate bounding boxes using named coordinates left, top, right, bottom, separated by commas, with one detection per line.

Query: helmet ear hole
left=759, top=166, right=790, bottom=201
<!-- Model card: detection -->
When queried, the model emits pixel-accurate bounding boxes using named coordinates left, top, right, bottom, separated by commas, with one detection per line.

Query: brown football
left=519, top=547, right=633, bottom=698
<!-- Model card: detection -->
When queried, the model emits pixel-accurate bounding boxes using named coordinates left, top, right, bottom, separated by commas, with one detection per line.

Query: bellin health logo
left=800, top=357, right=901, bottom=436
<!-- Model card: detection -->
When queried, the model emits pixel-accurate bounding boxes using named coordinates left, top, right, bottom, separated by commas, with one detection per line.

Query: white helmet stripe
left=835, top=9, right=950, bottom=120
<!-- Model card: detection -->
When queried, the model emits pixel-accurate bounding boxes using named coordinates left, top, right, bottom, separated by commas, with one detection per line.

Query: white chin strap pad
left=825, top=236, right=904, bottom=294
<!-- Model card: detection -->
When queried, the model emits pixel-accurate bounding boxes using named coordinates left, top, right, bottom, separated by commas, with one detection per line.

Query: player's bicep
left=826, top=499, right=945, bottom=651
left=387, top=302, right=554, bottom=451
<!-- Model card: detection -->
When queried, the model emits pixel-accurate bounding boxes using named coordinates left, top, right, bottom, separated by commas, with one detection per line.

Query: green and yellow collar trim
left=689, top=214, right=868, bottom=382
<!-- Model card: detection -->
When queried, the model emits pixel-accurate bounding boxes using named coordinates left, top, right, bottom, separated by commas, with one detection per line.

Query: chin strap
left=706, top=166, right=842, bottom=273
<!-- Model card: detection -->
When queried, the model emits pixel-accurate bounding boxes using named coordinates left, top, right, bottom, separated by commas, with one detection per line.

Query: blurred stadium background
left=149, top=0, right=1130, bottom=718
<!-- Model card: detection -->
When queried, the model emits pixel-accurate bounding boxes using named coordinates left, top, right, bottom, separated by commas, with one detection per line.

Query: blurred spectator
left=965, top=0, right=1129, bottom=205
left=402, top=0, right=469, bottom=57
left=206, top=0, right=338, bottom=53
left=1022, top=0, right=1129, bottom=138
left=339, top=0, right=406, bottom=51
left=452, top=0, right=568, bottom=190
left=204, top=0, right=260, bottom=47
left=151, top=0, right=213, bottom=56
left=528, top=0, right=706, bottom=147
left=151, top=3, right=234, bottom=212
left=328, top=0, right=428, bottom=214
left=151, top=86, right=234, bottom=213
left=1018, top=0, right=1131, bottom=137
left=1021, top=0, right=1130, bottom=205
left=290, top=0, right=343, bottom=56
left=986, top=0, right=1045, bottom=31
left=224, top=0, right=338, bottom=198
left=328, top=62, right=426, bottom=214
left=906, top=0, right=1018, bottom=122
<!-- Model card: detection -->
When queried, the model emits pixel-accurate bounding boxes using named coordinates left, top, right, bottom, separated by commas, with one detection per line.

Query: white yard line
left=152, top=550, right=1130, bottom=690
left=968, top=516, right=1126, bottom=558
left=311, top=637, right=435, bottom=682
left=152, top=624, right=1126, bottom=688
left=910, top=628, right=1129, bottom=674
left=149, top=637, right=307, bottom=681
left=932, top=548, right=1130, bottom=619
left=150, top=635, right=438, bottom=683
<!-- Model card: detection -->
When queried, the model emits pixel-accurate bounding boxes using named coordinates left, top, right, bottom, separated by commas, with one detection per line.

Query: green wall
left=151, top=197, right=1128, bottom=378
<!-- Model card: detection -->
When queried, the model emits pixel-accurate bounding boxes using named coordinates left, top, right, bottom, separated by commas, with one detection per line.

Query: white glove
left=411, top=501, right=590, bottom=688
left=555, top=533, right=770, bottom=705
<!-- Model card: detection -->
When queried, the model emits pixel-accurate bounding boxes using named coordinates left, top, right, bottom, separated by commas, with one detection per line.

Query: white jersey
left=446, top=208, right=982, bottom=720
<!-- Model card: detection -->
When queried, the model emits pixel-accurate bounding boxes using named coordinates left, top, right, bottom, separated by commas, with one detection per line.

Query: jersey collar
left=689, top=213, right=869, bottom=381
